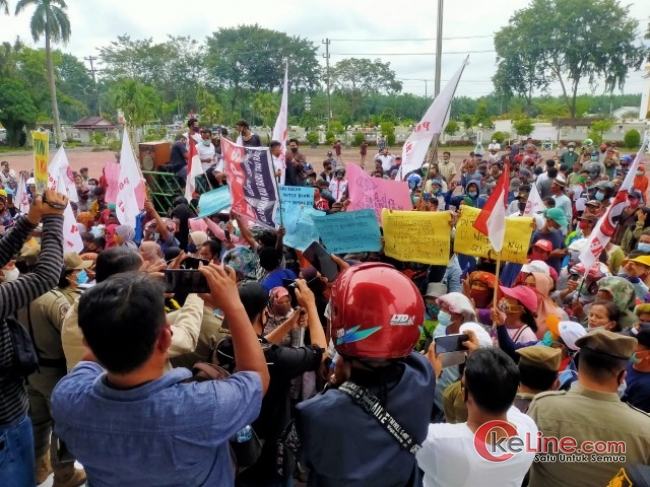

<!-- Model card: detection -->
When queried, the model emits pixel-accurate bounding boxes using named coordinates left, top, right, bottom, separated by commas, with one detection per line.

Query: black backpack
left=1, top=315, right=39, bottom=381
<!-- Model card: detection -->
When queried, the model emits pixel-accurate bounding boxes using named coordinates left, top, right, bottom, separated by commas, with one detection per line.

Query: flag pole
left=493, top=253, right=502, bottom=310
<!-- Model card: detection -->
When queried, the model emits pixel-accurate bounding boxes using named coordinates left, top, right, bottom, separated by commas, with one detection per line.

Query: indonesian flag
left=184, top=137, right=204, bottom=202
left=116, top=129, right=142, bottom=228
left=579, top=136, right=650, bottom=270
left=14, top=173, right=30, bottom=214
left=272, top=62, right=289, bottom=184
left=474, top=161, right=510, bottom=252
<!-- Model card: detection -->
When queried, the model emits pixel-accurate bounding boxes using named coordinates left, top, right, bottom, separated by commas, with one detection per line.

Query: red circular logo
left=474, top=420, right=519, bottom=462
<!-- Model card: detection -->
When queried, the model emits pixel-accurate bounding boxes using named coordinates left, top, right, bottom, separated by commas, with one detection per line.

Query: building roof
left=73, top=117, right=116, bottom=129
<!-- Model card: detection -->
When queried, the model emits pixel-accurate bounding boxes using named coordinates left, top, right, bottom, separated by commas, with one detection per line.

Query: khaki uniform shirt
left=528, top=383, right=650, bottom=487
left=513, top=392, right=537, bottom=414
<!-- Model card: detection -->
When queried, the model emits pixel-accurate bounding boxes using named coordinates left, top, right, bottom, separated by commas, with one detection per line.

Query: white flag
left=62, top=204, right=84, bottom=253
left=272, top=62, right=289, bottom=185
left=579, top=136, right=650, bottom=270
left=523, top=183, right=544, bottom=217
left=486, top=187, right=507, bottom=252
left=116, top=129, right=142, bottom=228
left=398, top=58, right=468, bottom=180
left=184, top=138, right=204, bottom=202
left=48, top=146, right=78, bottom=203
left=14, top=173, right=30, bottom=215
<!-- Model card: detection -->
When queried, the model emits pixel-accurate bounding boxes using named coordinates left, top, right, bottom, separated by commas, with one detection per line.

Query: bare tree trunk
left=45, top=32, right=62, bottom=147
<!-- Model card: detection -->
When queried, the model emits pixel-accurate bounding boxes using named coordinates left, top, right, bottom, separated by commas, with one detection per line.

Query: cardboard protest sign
left=381, top=209, right=452, bottom=265
left=312, top=209, right=381, bottom=255
left=454, top=205, right=534, bottom=264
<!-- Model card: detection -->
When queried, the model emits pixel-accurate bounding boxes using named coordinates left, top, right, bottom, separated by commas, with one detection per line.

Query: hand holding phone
left=303, top=241, right=339, bottom=281
left=163, top=269, right=210, bottom=294
left=434, top=333, right=470, bottom=354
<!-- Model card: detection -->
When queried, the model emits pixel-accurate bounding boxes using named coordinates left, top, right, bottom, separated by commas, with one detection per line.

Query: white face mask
left=1, top=268, right=20, bottom=283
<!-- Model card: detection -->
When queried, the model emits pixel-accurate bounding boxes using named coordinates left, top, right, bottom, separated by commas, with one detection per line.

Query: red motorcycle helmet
left=330, top=262, right=424, bottom=359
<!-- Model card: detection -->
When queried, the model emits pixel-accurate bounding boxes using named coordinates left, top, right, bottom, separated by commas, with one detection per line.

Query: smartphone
left=163, top=269, right=210, bottom=294
left=434, top=334, right=470, bottom=354
left=282, top=278, right=299, bottom=308
left=302, top=241, right=339, bottom=281
left=182, top=257, right=210, bottom=270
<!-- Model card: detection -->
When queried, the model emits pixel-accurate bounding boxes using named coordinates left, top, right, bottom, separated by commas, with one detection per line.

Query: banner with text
left=312, top=209, right=381, bottom=255
left=197, top=186, right=232, bottom=218
left=32, top=131, right=49, bottom=194
left=347, top=163, right=412, bottom=224
left=222, top=138, right=279, bottom=229
left=381, top=209, right=452, bottom=265
left=454, top=206, right=533, bottom=264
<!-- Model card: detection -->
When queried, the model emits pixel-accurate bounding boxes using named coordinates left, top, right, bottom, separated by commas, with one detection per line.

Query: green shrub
left=352, top=132, right=365, bottom=147
left=624, top=129, right=641, bottom=149
left=306, top=131, right=319, bottom=145
left=325, top=130, right=335, bottom=144
left=491, top=131, right=508, bottom=144
left=387, top=133, right=396, bottom=146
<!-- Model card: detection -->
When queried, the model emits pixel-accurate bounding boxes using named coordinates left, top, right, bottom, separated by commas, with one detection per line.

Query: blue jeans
left=0, top=414, right=36, bottom=487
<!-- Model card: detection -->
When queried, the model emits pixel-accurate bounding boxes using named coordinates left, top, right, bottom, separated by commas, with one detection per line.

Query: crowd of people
left=1, top=124, right=650, bottom=487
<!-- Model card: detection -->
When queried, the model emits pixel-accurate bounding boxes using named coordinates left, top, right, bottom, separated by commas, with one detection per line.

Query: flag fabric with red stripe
left=473, top=161, right=510, bottom=252
left=185, top=137, right=204, bottom=202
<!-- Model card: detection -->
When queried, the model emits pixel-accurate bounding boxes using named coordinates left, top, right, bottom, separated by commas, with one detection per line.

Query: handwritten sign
left=311, top=209, right=381, bottom=255
left=454, top=206, right=534, bottom=264
left=32, top=131, right=49, bottom=194
left=283, top=205, right=325, bottom=251
left=277, top=185, right=315, bottom=226
left=197, top=186, right=232, bottom=218
left=347, top=163, right=412, bottom=224
left=381, top=209, right=452, bottom=265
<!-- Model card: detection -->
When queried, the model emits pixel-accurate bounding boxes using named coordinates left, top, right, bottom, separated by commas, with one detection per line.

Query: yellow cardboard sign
left=32, top=131, right=49, bottom=194
left=381, top=209, right=452, bottom=265
left=454, top=205, right=534, bottom=264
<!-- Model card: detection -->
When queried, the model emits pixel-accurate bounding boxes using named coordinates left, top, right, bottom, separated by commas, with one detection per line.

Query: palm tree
left=0, top=1, right=10, bottom=15
left=15, top=0, right=71, bottom=147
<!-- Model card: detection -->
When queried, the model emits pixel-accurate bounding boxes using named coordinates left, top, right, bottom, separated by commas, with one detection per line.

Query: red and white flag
left=272, top=62, right=289, bottom=184
left=474, top=162, right=510, bottom=252
left=116, top=129, right=142, bottom=228
left=14, top=173, right=30, bottom=215
left=184, top=137, right=204, bottom=202
left=579, top=136, right=650, bottom=270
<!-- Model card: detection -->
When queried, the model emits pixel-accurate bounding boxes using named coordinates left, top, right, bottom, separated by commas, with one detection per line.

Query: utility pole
left=84, top=55, right=102, bottom=116
left=434, top=0, right=444, bottom=97
left=425, top=80, right=428, bottom=99
left=322, top=38, right=332, bottom=129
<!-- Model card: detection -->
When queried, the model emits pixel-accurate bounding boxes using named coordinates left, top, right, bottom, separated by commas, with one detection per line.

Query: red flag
left=473, top=162, right=510, bottom=252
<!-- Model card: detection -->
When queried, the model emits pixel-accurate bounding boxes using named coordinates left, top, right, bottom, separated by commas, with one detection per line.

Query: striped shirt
left=0, top=215, right=64, bottom=424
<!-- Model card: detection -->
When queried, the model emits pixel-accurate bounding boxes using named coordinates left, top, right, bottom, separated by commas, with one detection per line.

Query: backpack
left=1, top=315, right=39, bottom=380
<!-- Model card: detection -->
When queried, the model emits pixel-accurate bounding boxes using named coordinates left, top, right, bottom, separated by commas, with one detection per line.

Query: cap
left=516, top=346, right=562, bottom=372
left=575, top=329, right=637, bottom=360
left=532, top=239, right=553, bottom=252
left=509, top=178, right=522, bottom=192
left=424, top=282, right=447, bottom=298
left=515, top=193, right=528, bottom=201
left=26, top=177, right=35, bottom=185
left=552, top=177, right=567, bottom=188
left=521, top=260, right=550, bottom=275
left=459, top=322, right=492, bottom=348
left=628, top=190, right=642, bottom=199
left=64, top=252, right=93, bottom=271
left=623, top=255, right=650, bottom=268
left=578, top=215, right=598, bottom=225
left=544, top=207, right=568, bottom=227
left=568, top=142, right=576, bottom=147
left=585, top=199, right=602, bottom=208
left=557, top=321, right=587, bottom=351
left=327, top=151, right=333, bottom=156
left=499, top=285, right=538, bottom=313
left=430, top=178, right=443, bottom=187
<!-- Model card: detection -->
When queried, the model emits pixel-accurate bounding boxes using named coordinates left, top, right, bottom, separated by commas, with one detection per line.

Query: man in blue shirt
left=530, top=207, right=568, bottom=275
left=51, top=266, right=270, bottom=487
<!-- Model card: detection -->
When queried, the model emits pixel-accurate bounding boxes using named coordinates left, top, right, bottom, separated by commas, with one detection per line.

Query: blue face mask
left=187, top=243, right=197, bottom=253
left=76, top=270, right=88, bottom=285
left=629, top=353, right=642, bottom=365
left=542, top=331, right=554, bottom=347
left=413, top=196, right=420, bottom=204
left=468, top=191, right=478, bottom=198
left=437, top=310, right=452, bottom=327
left=638, top=243, right=650, bottom=253
left=426, top=304, right=439, bottom=318
left=595, top=192, right=605, bottom=201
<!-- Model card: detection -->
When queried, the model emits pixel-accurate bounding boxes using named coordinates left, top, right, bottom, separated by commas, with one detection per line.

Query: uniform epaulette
left=532, top=390, right=567, bottom=401
left=626, top=401, right=650, bottom=418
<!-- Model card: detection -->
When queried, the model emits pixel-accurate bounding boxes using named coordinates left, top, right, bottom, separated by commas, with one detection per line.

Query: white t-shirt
left=488, top=142, right=501, bottom=151
left=417, top=407, right=538, bottom=487
left=375, top=154, right=395, bottom=172
left=197, top=141, right=216, bottom=172
left=506, top=325, right=538, bottom=344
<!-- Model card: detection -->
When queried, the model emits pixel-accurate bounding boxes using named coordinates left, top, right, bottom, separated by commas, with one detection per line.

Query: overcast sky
left=1, top=0, right=649, bottom=101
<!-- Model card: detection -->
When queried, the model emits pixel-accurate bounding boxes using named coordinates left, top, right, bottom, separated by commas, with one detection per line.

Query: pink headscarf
left=140, top=241, right=164, bottom=266
left=269, top=286, right=289, bottom=306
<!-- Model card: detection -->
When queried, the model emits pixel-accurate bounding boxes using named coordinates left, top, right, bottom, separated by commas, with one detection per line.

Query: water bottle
left=236, top=425, right=253, bottom=443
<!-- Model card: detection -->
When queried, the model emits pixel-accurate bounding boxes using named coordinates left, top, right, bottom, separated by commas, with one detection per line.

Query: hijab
left=598, top=276, right=637, bottom=329
left=115, top=224, right=137, bottom=250
left=140, top=241, right=164, bottom=266
left=189, top=231, right=209, bottom=247
left=171, top=204, right=196, bottom=251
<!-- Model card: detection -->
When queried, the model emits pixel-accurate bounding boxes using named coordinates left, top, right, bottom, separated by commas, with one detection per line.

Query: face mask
left=426, top=304, right=439, bottom=317
left=437, top=310, right=452, bottom=327
left=579, top=221, right=589, bottom=230
left=595, top=192, right=605, bottom=201
left=638, top=243, right=650, bottom=253
left=518, top=202, right=527, bottom=212
left=432, top=188, right=440, bottom=196
left=1, top=268, right=20, bottom=283
left=193, top=127, right=200, bottom=133
left=322, top=190, right=331, bottom=197
left=413, top=197, right=420, bottom=204
left=542, top=331, right=554, bottom=347
left=88, top=184, right=96, bottom=192
left=290, top=147, right=298, bottom=154
left=187, top=243, right=197, bottom=253
left=547, top=226, right=559, bottom=233
left=468, top=191, right=478, bottom=198
left=76, top=270, right=88, bottom=285
left=637, top=171, right=645, bottom=177
left=336, top=174, right=343, bottom=179
left=590, top=156, right=598, bottom=162
left=569, top=148, right=574, bottom=152
left=202, top=140, right=211, bottom=147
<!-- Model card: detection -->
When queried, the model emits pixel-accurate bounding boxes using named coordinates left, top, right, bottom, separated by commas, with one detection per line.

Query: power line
left=329, top=35, right=494, bottom=42
left=329, top=50, right=496, bottom=56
